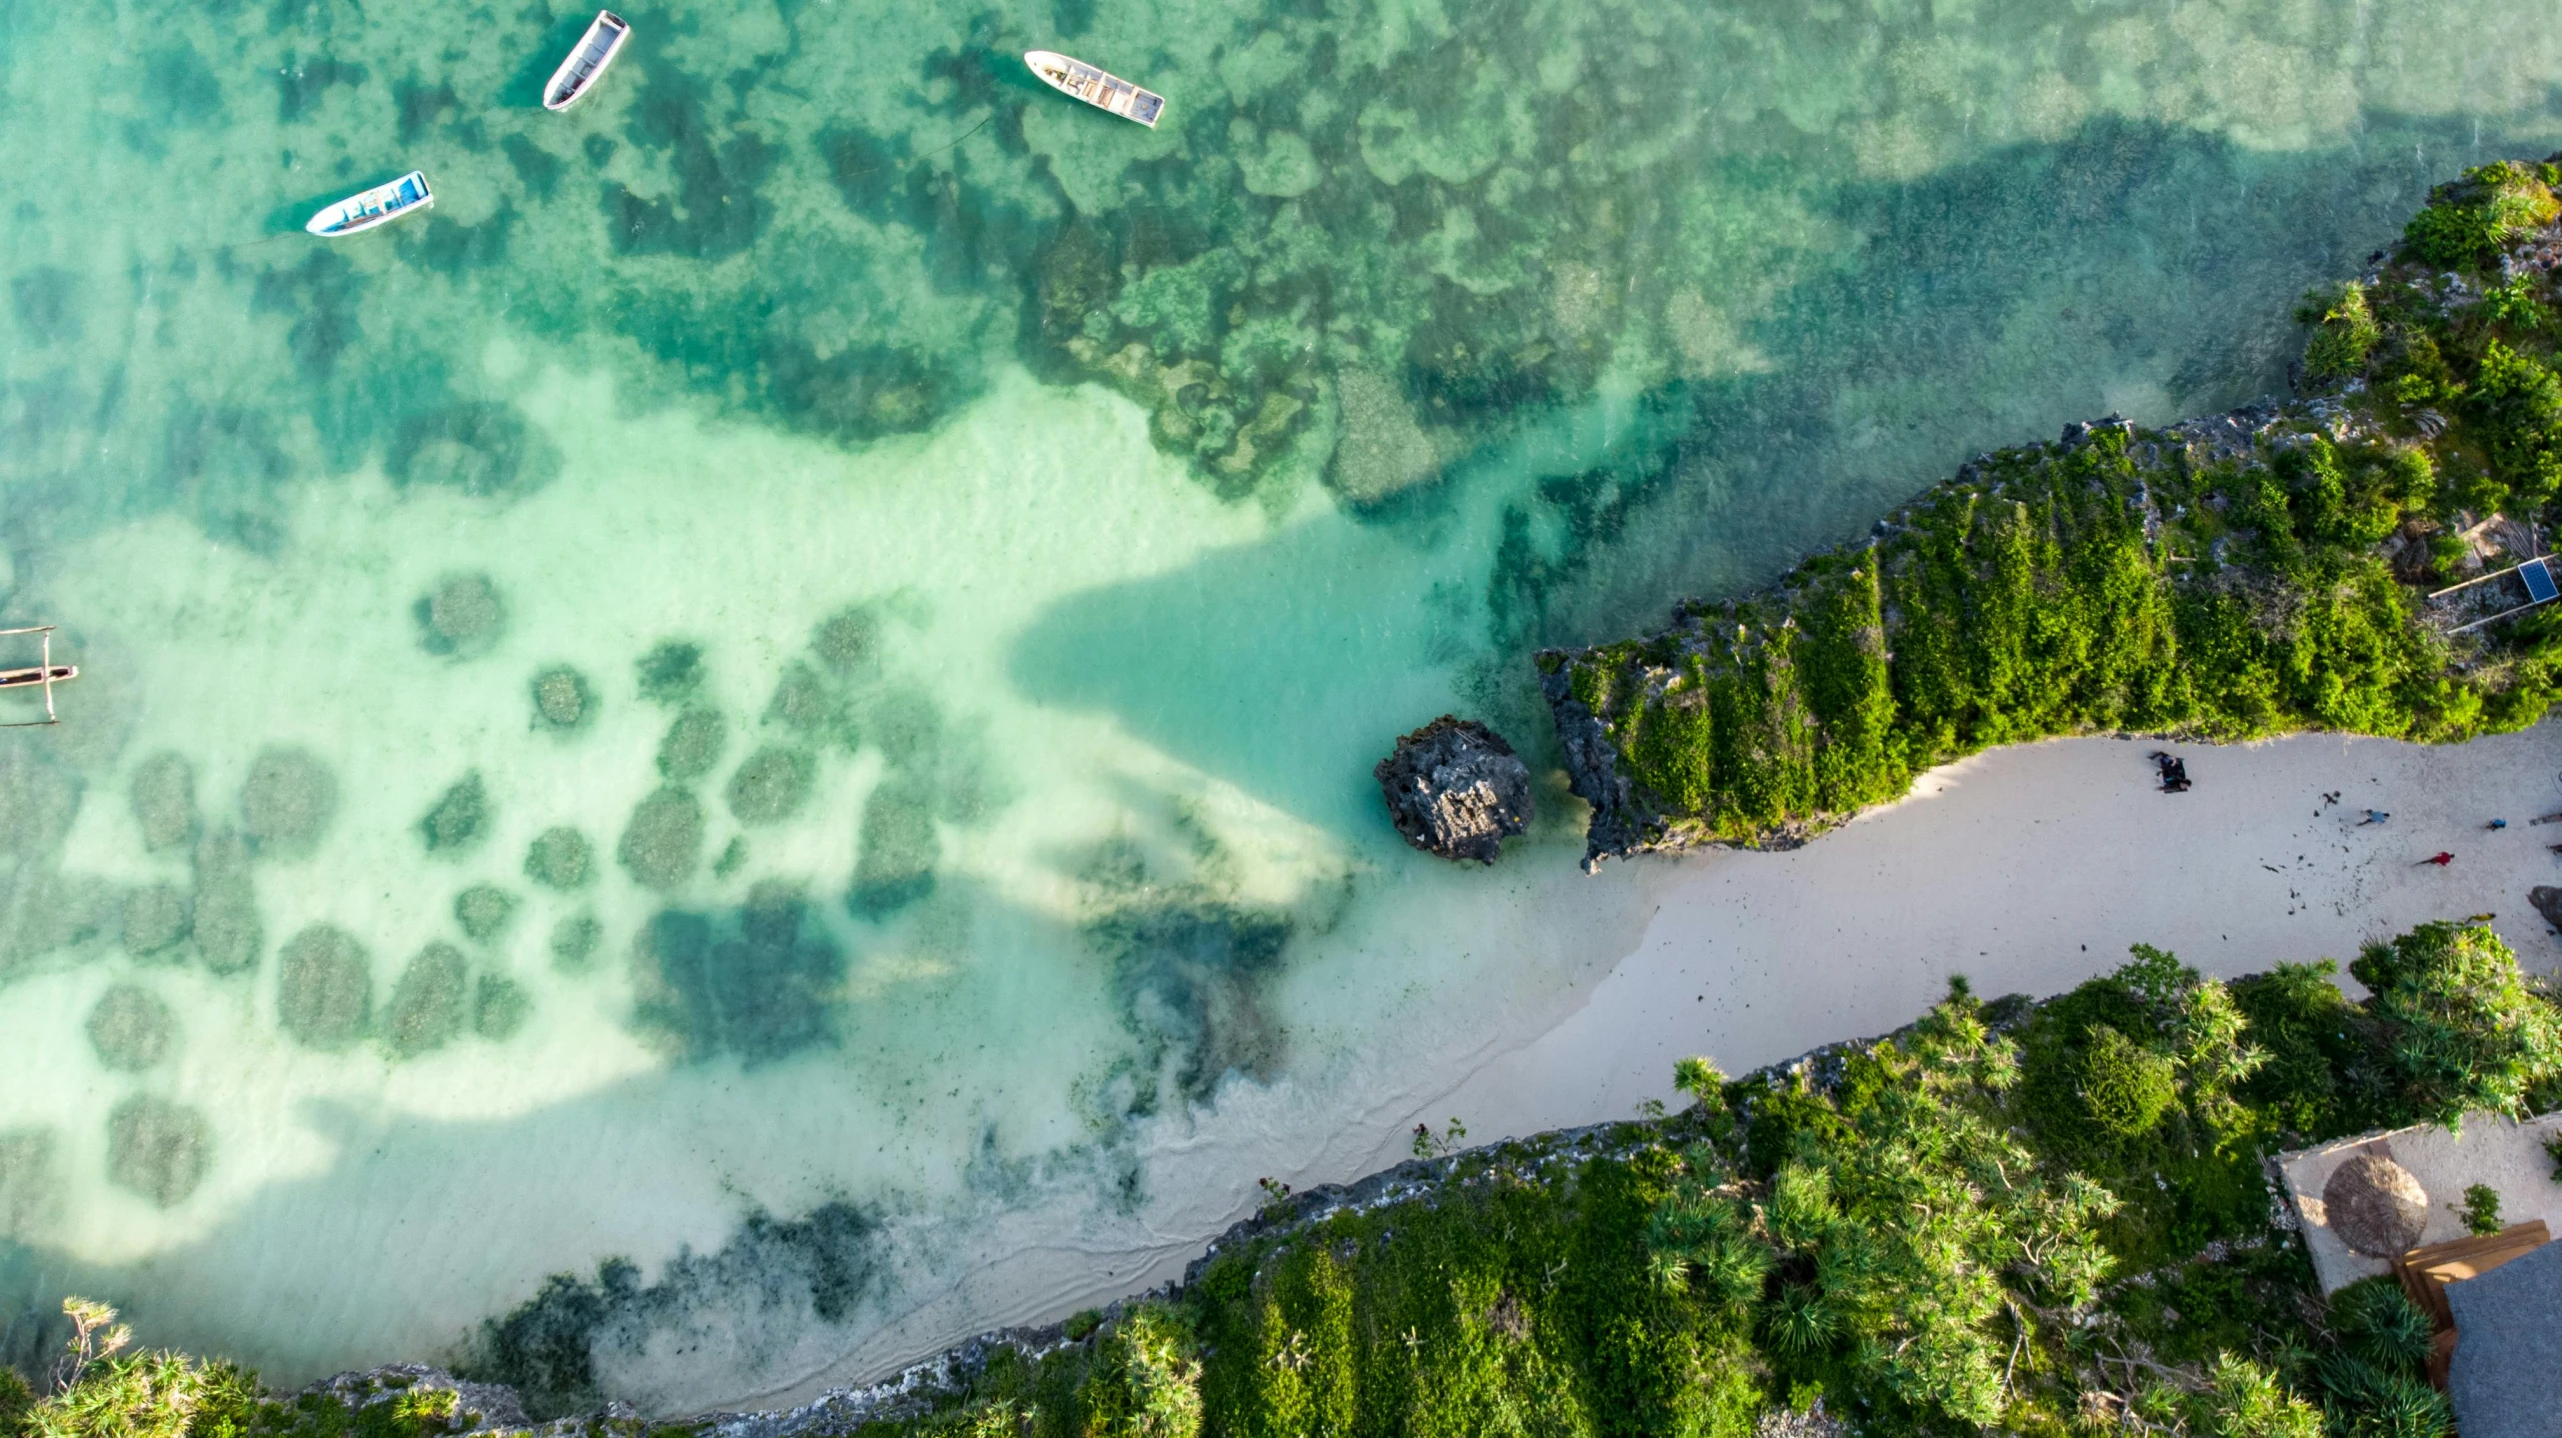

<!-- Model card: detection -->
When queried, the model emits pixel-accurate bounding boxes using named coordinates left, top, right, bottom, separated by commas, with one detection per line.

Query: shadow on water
left=1491, top=112, right=2523, bottom=654
left=1008, top=113, right=2545, bottom=825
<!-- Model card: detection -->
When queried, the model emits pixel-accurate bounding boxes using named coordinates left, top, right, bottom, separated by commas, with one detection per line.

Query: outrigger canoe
left=1025, top=50, right=1163, bottom=128
left=0, top=625, right=75, bottom=728
left=306, top=171, right=432, bottom=237
left=544, top=10, right=632, bottom=112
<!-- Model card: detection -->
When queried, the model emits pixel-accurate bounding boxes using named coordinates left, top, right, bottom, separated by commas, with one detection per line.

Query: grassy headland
left=1542, top=158, right=2562, bottom=866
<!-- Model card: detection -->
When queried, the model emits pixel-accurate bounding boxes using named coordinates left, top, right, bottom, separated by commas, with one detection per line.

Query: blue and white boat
left=305, top=171, right=433, bottom=237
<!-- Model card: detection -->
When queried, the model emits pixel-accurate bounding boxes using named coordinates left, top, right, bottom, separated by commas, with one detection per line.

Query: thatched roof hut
left=2324, top=1152, right=2429, bottom=1257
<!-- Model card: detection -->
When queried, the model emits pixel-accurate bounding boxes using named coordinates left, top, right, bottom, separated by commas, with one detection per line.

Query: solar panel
left=2524, top=557, right=2559, bottom=605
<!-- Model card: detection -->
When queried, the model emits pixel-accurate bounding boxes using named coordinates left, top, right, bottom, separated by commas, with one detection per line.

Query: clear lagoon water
left=4, top=0, right=2562, bottom=1411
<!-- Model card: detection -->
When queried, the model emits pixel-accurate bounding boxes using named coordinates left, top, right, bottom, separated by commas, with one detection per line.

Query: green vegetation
left=1546, top=158, right=2562, bottom=860
left=2459, top=1183, right=2504, bottom=1236
left=771, top=922, right=2555, bottom=1436
left=9, top=923, right=2556, bottom=1436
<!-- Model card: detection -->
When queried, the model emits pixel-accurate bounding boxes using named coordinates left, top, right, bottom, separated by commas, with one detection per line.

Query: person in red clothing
left=2420, top=852, right=2455, bottom=866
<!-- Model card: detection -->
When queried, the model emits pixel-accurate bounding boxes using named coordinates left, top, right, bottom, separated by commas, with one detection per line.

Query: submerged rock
left=240, top=746, right=338, bottom=859
left=530, top=664, right=595, bottom=732
left=548, top=912, right=602, bottom=971
left=86, top=983, right=176, bottom=1071
left=454, top=884, right=519, bottom=943
left=1373, top=716, right=1533, bottom=864
left=848, top=775, right=938, bottom=918
left=473, top=974, right=531, bottom=1040
left=129, top=751, right=197, bottom=852
left=811, top=606, right=879, bottom=677
left=420, top=772, right=491, bottom=854
left=121, top=882, right=193, bottom=960
left=765, top=661, right=843, bottom=739
left=277, top=924, right=372, bottom=1050
left=190, top=829, right=262, bottom=975
left=416, top=572, right=507, bottom=658
left=385, top=941, right=469, bottom=1057
left=657, top=707, right=728, bottom=782
left=619, top=786, right=704, bottom=891
left=524, top=826, right=593, bottom=891
left=637, top=639, right=705, bottom=705
left=106, top=1095, right=210, bottom=1207
left=727, top=745, right=816, bottom=825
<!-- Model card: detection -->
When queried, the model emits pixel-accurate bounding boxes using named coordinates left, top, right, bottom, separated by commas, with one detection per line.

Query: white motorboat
left=305, top=171, right=432, bottom=237
left=544, top=10, right=632, bottom=112
left=1025, top=50, right=1163, bottom=128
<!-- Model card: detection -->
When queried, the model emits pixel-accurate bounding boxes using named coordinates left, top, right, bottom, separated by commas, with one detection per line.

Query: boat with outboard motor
left=305, top=171, right=432, bottom=236
left=1025, top=50, right=1164, bottom=127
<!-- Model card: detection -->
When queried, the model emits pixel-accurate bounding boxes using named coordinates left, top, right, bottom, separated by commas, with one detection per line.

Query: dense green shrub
left=1551, top=160, right=2562, bottom=860
left=2079, top=1023, right=2179, bottom=1137
left=1078, top=1306, right=1202, bottom=1438
left=2399, top=160, right=2560, bottom=271
left=2350, top=921, right=2562, bottom=1127
left=2299, top=282, right=2381, bottom=383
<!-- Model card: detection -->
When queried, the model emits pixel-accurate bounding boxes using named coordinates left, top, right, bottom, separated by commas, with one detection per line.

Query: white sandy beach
left=1406, top=720, right=2562, bottom=1165
left=755, top=718, right=2562, bottom=1410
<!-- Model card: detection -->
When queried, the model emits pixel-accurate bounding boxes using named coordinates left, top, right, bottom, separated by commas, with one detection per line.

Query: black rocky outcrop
left=1373, top=716, right=1532, bottom=865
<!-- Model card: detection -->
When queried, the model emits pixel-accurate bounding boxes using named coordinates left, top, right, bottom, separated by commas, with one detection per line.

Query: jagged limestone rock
left=1373, top=715, right=1533, bottom=864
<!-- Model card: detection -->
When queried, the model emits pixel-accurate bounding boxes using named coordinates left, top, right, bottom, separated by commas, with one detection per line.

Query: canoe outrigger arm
left=0, top=626, right=77, bottom=727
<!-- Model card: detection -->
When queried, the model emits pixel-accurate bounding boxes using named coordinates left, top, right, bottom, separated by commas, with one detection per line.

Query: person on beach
left=2358, top=810, right=2390, bottom=826
left=2421, top=851, right=2455, bottom=866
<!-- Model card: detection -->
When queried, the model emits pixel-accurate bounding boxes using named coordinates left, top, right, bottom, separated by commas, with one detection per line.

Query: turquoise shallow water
left=5, top=0, right=2562, bottom=1410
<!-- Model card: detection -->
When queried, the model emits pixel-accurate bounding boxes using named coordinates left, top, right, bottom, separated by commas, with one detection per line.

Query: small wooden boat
left=1025, top=50, right=1164, bottom=128
left=305, top=171, right=432, bottom=237
left=544, top=10, right=632, bottom=112
left=0, top=626, right=75, bottom=727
